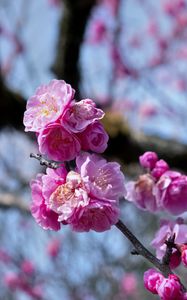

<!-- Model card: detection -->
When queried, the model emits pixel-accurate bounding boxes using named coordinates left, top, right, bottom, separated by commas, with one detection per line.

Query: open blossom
left=31, top=153, right=124, bottom=232
left=78, top=121, right=109, bottom=153
left=37, top=122, right=81, bottom=161
left=30, top=173, right=61, bottom=231
left=23, top=79, right=74, bottom=132
left=155, top=170, right=187, bottom=215
left=62, top=99, right=105, bottom=133
left=151, top=218, right=187, bottom=261
left=76, top=152, right=126, bottom=201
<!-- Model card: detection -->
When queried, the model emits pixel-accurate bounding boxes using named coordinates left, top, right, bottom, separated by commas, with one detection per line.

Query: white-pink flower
left=151, top=218, right=187, bottom=260
left=76, top=152, right=126, bottom=201
left=24, top=79, right=74, bottom=132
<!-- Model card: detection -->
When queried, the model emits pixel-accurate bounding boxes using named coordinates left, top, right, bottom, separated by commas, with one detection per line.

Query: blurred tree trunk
left=52, top=0, right=96, bottom=97
left=0, top=75, right=25, bottom=129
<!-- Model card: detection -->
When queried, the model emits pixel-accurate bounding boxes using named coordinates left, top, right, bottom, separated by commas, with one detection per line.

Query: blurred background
left=1, top=0, right=187, bottom=299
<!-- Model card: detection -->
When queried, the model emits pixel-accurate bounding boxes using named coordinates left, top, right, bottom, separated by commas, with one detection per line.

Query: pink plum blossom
left=30, top=174, right=60, bottom=231
left=47, top=170, right=89, bottom=223
left=76, top=152, right=126, bottom=201
left=62, top=99, right=104, bottom=133
left=144, top=268, right=164, bottom=294
left=37, top=122, right=81, bottom=161
left=31, top=153, right=124, bottom=232
left=24, top=79, right=74, bottom=132
left=71, top=201, right=120, bottom=232
left=126, top=174, right=158, bottom=212
left=78, top=121, right=109, bottom=153
left=157, top=274, right=183, bottom=300
left=139, top=151, right=158, bottom=170
left=151, top=218, right=187, bottom=260
left=155, top=171, right=187, bottom=215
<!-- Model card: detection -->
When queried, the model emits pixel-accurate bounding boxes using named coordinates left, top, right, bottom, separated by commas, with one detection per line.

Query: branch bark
left=115, top=219, right=172, bottom=277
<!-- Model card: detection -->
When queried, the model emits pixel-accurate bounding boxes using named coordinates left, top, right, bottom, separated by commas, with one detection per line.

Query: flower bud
left=139, top=151, right=158, bottom=170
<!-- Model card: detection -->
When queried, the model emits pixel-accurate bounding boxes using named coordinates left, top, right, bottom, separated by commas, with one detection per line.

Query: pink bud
left=151, top=159, right=169, bottom=179
left=169, top=250, right=181, bottom=269
left=139, top=151, right=158, bottom=170
left=157, top=274, right=183, bottom=300
left=181, top=246, right=187, bottom=267
left=144, top=269, right=164, bottom=294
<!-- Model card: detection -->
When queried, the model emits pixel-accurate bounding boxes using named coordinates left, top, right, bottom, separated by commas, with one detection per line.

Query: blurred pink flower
left=24, top=79, right=74, bottom=132
left=21, top=260, right=35, bottom=275
left=62, top=99, right=104, bottom=133
left=121, top=273, right=138, bottom=296
left=4, top=273, right=21, bottom=290
left=38, top=122, right=81, bottom=161
left=47, top=238, right=61, bottom=257
left=151, top=218, right=187, bottom=260
left=0, top=249, right=11, bottom=263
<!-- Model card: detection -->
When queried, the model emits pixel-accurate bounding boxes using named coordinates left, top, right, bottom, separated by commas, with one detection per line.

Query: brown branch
left=0, top=193, right=30, bottom=214
left=115, top=219, right=172, bottom=277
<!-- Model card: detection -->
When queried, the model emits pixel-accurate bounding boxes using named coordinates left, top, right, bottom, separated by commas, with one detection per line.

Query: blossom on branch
left=30, top=153, right=125, bottom=232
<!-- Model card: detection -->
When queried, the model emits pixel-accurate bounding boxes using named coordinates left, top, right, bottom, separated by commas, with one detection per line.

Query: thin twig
left=115, top=219, right=172, bottom=277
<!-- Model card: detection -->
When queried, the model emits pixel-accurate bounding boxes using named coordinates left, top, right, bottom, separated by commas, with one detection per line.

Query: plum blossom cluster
left=24, top=79, right=126, bottom=232
left=126, top=151, right=187, bottom=215
left=24, top=79, right=109, bottom=161
left=30, top=152, right=125, bottom=232
left=150, top=217, right=187, bottom=274
left=144, top=269, right=187, bottom=300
